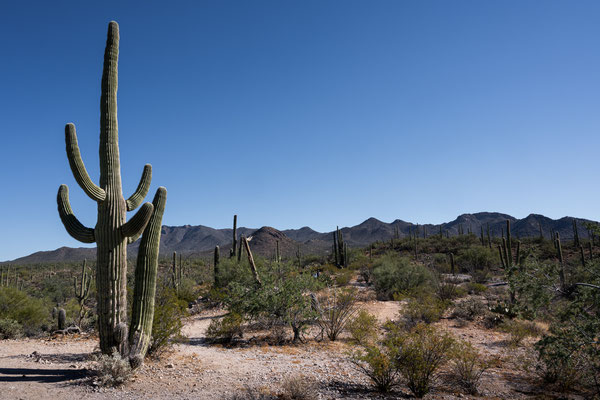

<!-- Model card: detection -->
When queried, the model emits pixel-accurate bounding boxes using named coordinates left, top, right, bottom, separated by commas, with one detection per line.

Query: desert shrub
left=0, top=318, right=23, bottom=339
left=313, top=287, right=358, bottom=341
left=535, top=321, right=600, bottom=394
left=448, top=340, right=489, bottom=395
left=500, top=319, right=543, bottom=347
left=94, top=350, right=133, bottom=387
left=350, top=342, right=401, bottom=393
left=176, top=277, right=199, bottom=304
left=481, top=311, right=504, bottom=329
left=435, top=281, right=465, bottom=301
left=206, top=312, right=244, bottom=343
left=432, top=253, right=451, bottom=273
left=394, top=323, right=455, bottom=398
left=457, top=246, right=496, bottom=275
left=347, top=310, right=378, bottom=345
left=0, top=287, right=49, bottom=336
left=147, top=285, right=185, bottom=357
left=372, top=254, right=434, bottom=300
left=359, top=264, right=374, bottom=285
left=226, top=268, right=320, bottom=343
left=280, top=375, right=318, bottom=400
left=451, top=298, right=488, bottom=321
left=466, top=282, right=488, bottom=295
left=401, top=294, right=450, bottom=329
left=334, top=268, right=354, bottom=286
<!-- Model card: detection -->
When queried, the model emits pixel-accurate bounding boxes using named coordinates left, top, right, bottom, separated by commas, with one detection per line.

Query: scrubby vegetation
left=2, top=218, right=600, bottom=398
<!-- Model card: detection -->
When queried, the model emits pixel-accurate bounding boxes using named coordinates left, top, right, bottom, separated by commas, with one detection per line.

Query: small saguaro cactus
left=56, top=22, right=167, bottom=367
left=74, top=259, right=91, bottom=326
left=230, top=215, right=238, bottom=258
left=58, top=308, right=66, bottom=331
left=572, top=219, right=580, bottom=247
left=213, top=245, right=220, bottom=287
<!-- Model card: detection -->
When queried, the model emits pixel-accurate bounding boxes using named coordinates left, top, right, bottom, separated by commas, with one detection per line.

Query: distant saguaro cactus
left=58, top=308, right=66, bottom=331
left=213, top=245, right=220, bottom=287
left=56, top=22, right=166, bottom=367
left=73, top=259, right=91, bottom=326
left=230, top=215, right=238, bottom=258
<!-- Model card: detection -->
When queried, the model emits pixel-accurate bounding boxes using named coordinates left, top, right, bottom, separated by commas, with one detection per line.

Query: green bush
left=224, top=265, right=321, bottom=343
left=350, top=342, right=400, bottom=393
left=448, top=340, right=489, bottom=395
left=401, top=294, right=450, bottom=329
left=372, top=254, right=434, bottom=300
left=457, top=247, right=495, bottom=280
left=0, top=287, right=49, bottom=336
left=466, top=282, right=488, bottom=295
left=435, top=281, right=466, bottom=301
left=206, top=312, right=244, bottom=343
left=0, top=318, right=23, bottom=339
left=394, top=323, right=455, bottom=398
left=500, top=319, right=543, bottom=347
left=313, top=287, right=358, bottom=341
left=347, top=310, right=378, bottom=345
left=451, top=298, right=488, bottom=321
left=147, top=285, right=185, bottom=357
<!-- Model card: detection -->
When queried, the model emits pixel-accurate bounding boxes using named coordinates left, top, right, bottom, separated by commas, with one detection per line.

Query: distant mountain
left=3, top=212, right=597, bottom=264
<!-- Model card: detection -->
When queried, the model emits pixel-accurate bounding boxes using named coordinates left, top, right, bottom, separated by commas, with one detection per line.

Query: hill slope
left=3, top=212, right=596, bottom=264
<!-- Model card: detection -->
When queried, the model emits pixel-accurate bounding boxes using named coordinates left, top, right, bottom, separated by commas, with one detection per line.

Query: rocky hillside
left=3, top=212, right=596, bottom=264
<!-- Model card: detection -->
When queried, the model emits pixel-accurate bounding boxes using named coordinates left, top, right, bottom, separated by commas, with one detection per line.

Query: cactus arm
left=57, top=185, right=95, bottom=243
left=65, top=124, right=106, bottom=202
left=129, top=187, right=167, bottom=369
left=121, top=202, right=154, bottom=238
left=126, top=164, right=152, bottom=211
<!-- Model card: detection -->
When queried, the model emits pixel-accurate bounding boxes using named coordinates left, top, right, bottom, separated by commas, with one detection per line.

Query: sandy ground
left=0, top=296, right=583, bottom=400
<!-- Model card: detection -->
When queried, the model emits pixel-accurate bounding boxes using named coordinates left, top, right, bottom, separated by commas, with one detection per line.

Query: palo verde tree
left=56, top=21, right=167, bottom=368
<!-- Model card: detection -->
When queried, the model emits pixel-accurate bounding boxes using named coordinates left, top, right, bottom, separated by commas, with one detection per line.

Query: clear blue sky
left=1, top=1, right=599, bottom=260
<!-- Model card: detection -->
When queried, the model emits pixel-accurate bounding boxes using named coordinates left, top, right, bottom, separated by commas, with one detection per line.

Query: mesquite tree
left=57, top=21, right=166, bottom=368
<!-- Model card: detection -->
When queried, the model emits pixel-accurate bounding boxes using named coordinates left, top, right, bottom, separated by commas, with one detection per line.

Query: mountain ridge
left=3, top=212, right=597, bottom=264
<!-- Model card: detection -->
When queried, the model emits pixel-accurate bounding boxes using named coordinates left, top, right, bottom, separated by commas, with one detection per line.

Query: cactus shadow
left=0, top=367, right=89, bottom=383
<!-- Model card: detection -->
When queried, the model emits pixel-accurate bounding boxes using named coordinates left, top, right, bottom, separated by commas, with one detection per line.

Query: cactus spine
left=56, top=22, right=166, bottom=366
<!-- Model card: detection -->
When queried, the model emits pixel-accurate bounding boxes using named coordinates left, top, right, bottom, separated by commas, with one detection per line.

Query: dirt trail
left=0, top=298, right=571, bottom=399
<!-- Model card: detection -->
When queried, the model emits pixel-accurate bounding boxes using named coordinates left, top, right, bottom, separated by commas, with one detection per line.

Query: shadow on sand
left=0, top=367, right=88, bottom=383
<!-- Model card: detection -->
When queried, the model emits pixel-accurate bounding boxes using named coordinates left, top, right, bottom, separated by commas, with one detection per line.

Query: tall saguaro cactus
left=57, top=22, right=166, bottom=367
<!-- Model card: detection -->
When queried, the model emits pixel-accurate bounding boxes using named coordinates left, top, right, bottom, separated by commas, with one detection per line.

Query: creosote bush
left=347, top=310, right=378, bottom=345
left=350, top=341, right=400, bottom=393
left=313, top=287, right=358, bottom=341
left=448, top=340, right=489, bottom=395
left=372, top=254, right=434, bottom=300
left=394, top=323, right=455, bottom=398
left=147, top=284, right=185, bottom=357
left=206, top=312, right=244, bottom=344
left=500, top=319, right=543, bottom=347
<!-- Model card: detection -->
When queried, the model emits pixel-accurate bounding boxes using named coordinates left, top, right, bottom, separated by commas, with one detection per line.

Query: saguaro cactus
left=213, top=245, right=220, bottom=287
left=74, top=259, right=91, bottom=326
left=57, top=22, right=166, bottom=367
